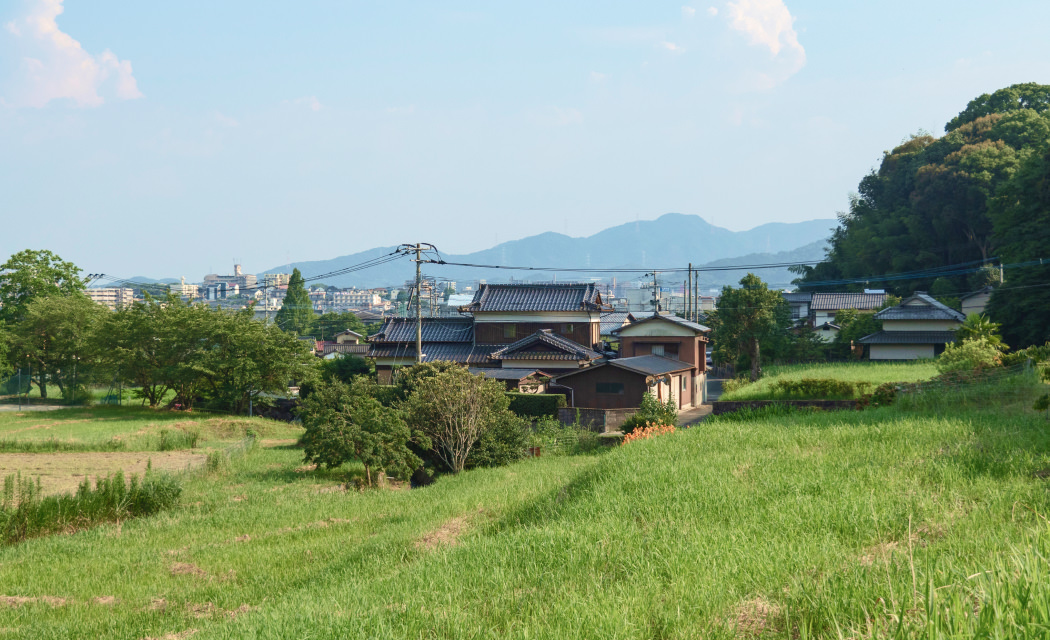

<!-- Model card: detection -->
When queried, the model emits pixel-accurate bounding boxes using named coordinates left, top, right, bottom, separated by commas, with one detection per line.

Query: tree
left=710, top=274, right=791, bottom=381
left=402, top=366, right=513, bottom=473
left=274, top=268, right=313, bottom=335
left=832, top=308, right=882, bottom=359
left=954, top=314, right=1007, bottom=351
left=319, top=354, right=372, bottom=383
left=0, top=250, right=84, bottom=324
left=946, top=83, right=1050, bottom=132
left=0, top=321, right=10, bottom=378
left=310, top=311, right=366, bottom=341
left=8, top=293, right=106, bottom=400
left=300, top=379, right=423, bottom=486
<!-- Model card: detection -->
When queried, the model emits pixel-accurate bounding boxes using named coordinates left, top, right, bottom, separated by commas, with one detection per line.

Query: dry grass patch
left=170, top=562, right=207, bottom=578
left=141, top=629, right=197, bottom=640
left=0, top=595, right=68, bottom=607
left=732, top=597, right=782, bottom=638
left=416, top=509, right=484, bottom=551
left=93, top=596, right=118, bottom=605
left=0, top=451, right=205, bottom=495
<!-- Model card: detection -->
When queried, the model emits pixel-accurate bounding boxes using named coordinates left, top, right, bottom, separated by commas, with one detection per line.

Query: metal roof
left=367, top=317, right=473, bottom=343
left=810, top=292, right=887, bottom=311
left=490, top=330, right=602, bottom=361
left=367, top=343, right=496, bottom=364
left=874, top=293, right=966, bottom=322
left=612, top=313, right=710, bottom=335
left=783, top=292, right=813, bottom=303
left=462, top=283, right=608, bottom=313
left=599, top=312, right=631, bottom=336
left=609, top=355, right=695, bottom=376
left=857, top=330, right=958, bottom=345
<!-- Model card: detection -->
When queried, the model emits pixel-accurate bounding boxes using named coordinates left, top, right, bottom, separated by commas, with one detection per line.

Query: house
left=468, top=368, right=551, bottom=393
left=961, top=286, right=994, bottom=316
left=459, top=283, right=609, bottom=348
left=554, top=313, right=710, bottom=410
left=367, top=317, right=492, bottom=383
left=599, top=311, right=631, bottom=349
left=814, top=321, right=841, bottom=343
left=858, top=292, right=965, bottom=360
left=809, top=292, right=887, bottom=326
left=552, top=355, right=696, bottom=410
left=783, top=292, right=812, bottom=325
left=488, top=329, right=603, bottom=372
left=334, top=329, right=363, bottom=345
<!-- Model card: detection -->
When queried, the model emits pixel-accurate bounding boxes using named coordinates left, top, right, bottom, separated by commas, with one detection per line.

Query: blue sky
left=2, top=0, right=1049, bottom=279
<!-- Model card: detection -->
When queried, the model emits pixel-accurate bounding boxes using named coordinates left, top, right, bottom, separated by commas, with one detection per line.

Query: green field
left=719, top=360, right=941, bottom=401
left=0, top=375, right=1047, bottom=638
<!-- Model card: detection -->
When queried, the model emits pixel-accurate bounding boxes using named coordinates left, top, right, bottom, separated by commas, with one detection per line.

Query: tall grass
left=721, top=360, right=939, bottom=401
left=0, top=470, right=181, bottom=544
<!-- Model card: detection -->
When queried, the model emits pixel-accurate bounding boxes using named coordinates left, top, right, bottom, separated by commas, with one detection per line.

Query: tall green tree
left=986, top=145, right=1050, bottom=347
left=0, top=250, right=84, bottom=324
left=311, top=311, right=366, bottom=341
left=274, top=268, right=313, bottom=335
left=8, top=293, right=106, bottom=400
left=709, top=274, right=791, bottom=381
left=0, top=321, right=10, bottom=378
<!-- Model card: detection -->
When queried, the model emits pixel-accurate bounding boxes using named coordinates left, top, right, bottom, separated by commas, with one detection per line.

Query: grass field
left=0, top=378, right=1047, bottom=638
left=719, top=360, right=940, bottom=401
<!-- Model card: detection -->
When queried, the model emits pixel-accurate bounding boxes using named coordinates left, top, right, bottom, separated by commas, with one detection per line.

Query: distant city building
left=170, top=277, right=199, bottom=299
left=331, top=290, right=383, bottom=307
left=203, top=264, right=257, bottom=290
left=263, top=273, right=291, bottom=288
left=85, top=287, right=135, bottom=310
left=205, top=283, right=239, bottom=300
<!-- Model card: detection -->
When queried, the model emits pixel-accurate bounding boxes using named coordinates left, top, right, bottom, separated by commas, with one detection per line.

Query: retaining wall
left=711, top=399, right=859, bottom=415
left=557, top=408, right=638, bottom=433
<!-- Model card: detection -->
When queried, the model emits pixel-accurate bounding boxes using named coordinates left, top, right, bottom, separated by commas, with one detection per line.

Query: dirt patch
left=0, top=451, right=206, bottom=496
left=234, top=534, right=251, bottom=543
left=141, top=630, right=197, bottom=640
left=260, top=439, right=297, bottom=448
left=732, top=462, right=752, bottom=479
left=732, top=597, right=782, bottom=637
left=226, top=604, right=255, bottom=619
left=0, top=595, right=68, bottom=607
left=170, top=562, right=207, bottom=578
left=93, top=596, right=118, bottom=605
left=147, top=598, right=167, bottom=612
left=231, top=494, right=247, bottom=502
left=186, top=602, right=217, bottom=618
left=416, top=514, right=473, bottom=551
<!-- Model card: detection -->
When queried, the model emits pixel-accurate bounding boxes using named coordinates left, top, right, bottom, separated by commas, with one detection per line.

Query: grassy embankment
left=0, top=369, right=1046, bottom=638
left=719, top=360, right=940, bottom=401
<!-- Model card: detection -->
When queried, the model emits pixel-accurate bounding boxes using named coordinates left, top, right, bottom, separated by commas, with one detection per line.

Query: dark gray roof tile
left=463, top=283, right=608, bottom=312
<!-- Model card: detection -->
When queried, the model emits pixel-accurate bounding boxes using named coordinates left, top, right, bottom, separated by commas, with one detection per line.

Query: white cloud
left=660, top=41, right=685, bottom=54
left=288, top=96, right=322, bottom=112
left=589, top=71, right=608, bottom=82
left=726, top=0, right=806, bottom=83
left=707, top=6, right=719, bottom=16
left=3, top=0, right=143, bottom=108
left=682, top=6, right=697, bottom=18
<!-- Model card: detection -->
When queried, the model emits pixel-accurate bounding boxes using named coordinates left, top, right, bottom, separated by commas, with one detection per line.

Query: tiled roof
left=875, top=293, right=966, bottom=322
left=610, top=355, right=694, bottom=376
left=858, top=330, right=958, bottom=345
left=462, top=283, right=608, bottom=312
left=783, top=292, right=813, bottom=303
left=612, top=313, right=710, bottom=335
left=810, top=292, right=887, bottom=311
left=367, top=343, right=497, bottom=364
left=468, top=367, right=550, bottom=380
left=490, top=330, right=602, bottom=361
left=368, top=317, right=473, bottom=343
left=321, top=343, right=370, bottom=356
left=599, top=312, right=631, bottom=336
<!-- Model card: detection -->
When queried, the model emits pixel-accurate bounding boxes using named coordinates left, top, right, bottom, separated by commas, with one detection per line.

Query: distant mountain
left=260, top=213, right=835, bottom=289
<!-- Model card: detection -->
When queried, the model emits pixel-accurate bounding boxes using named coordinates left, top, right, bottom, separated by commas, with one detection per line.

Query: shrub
left=467, top=412, right=529, bottom=468
left=621, top=393, right=678, bottom=434
left=1002, top=342, right=1050, bottom=367
left=771, top=378, right=871, bottom=399
left=156, top=428, right=201, bottom=451
left=622, top=422, right=675, bottom=445
left=720, top=375, right=751, bottom=396
left=858, top=381, right=902, bottom=408
left=936, top=337, right=1002, bottom=374
left=505, top=393, right=567, bottom=418
left=0, top=470, right=181, bottom=544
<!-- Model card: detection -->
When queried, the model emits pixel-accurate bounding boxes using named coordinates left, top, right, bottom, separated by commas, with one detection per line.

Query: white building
left=85, top=287, right=135, bottom=310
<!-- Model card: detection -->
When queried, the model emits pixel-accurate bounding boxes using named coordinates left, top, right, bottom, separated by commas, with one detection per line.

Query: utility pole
left=397, top=242, right=436, bottom=365
left=651, top=271, right=659, bottom=312
left=687, top=264, right=692, bottom=319
left=693, top=270, right=700, bottom=322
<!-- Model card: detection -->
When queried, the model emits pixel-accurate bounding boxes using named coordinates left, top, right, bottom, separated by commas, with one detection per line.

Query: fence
left=556, top=407, right=638, bottom=433
left=0, top=367, right=125, bottom=407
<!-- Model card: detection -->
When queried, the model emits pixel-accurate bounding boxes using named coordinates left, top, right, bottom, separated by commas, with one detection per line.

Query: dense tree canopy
left=709, top=274, right=791, bottom=380
left=794, top=83, right=1050, bottom=346
left=0, top=250, right=84, bottom=324
left=310, top=311, right=366, bottom=341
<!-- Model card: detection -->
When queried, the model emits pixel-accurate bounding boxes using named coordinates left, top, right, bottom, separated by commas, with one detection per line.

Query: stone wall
left=557, top=408, right=638, bottom=433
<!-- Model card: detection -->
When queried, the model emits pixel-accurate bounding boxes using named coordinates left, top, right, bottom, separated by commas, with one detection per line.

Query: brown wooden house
left=552, top=355, right=695, bottom=410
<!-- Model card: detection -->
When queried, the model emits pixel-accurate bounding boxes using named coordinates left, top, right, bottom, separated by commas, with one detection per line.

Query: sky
left=2, top=0, right=1049, bottom=280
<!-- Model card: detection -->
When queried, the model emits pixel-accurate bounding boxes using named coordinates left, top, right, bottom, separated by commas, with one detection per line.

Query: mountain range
left=259, top=213, right=836, bottom=291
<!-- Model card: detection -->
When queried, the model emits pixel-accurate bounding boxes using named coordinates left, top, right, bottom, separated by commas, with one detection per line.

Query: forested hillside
left=795, top=83, right=1050, bottom=347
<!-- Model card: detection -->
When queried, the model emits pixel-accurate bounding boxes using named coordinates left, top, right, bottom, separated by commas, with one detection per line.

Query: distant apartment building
left=170, top=277, right=199, bottom=299
left=205, top=283, right=239, bottom=300
left=86, top=287, right=135, bottom=310
left=332, top=290, right=382, bottom=307
left=263, top=273, right=292, bottom=288
left=203, top=264, right=257, bottom=289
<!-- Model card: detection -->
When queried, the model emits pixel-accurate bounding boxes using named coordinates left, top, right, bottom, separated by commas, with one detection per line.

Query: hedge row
left=505, top=393, right=567, bottom=418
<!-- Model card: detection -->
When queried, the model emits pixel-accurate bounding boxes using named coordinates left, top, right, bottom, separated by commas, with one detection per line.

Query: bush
left=0, top=470, right=181, bottom=544
left=505, top=393, right=567, bottom=418
left=621, top=393, right=678, bottom=434
left=936, top=337, right=1002, bottom=374
left=720, top=375, right=751, bottom=396
left=857, top=381, right=902, bottom=408
left=1002, top=342, right=1050, bottom=367
left=467, top=412, right=529, bottom=469
left=771, top=378, right=871, bottom=399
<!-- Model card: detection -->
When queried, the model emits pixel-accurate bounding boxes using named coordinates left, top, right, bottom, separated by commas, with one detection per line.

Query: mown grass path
left=0, top=401, right=1047, bottom=638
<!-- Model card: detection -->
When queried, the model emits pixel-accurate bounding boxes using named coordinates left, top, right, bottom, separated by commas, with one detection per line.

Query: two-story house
left=858, top=293, right=965, bottom=360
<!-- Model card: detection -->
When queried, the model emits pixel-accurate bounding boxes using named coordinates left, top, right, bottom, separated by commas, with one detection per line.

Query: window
left=562, top=323, right=574, bottom=334
left=503, top=324, right=516, bottom=339
left=596, top=382, right=624, bottom=395
left=681, top=376, right=688, bottom=391
left=650, top=345, right=665, bottom=356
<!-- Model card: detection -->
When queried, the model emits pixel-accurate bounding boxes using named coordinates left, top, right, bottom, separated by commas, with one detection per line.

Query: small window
left=503, top=324, right=516, bottom=339
left=596, top=382, right=624, bottom=395
left=650, top=345, right=665, bottom=356
left=563, top=323, right=574, bottom=334
left=681, top=376, right=687, bottom=391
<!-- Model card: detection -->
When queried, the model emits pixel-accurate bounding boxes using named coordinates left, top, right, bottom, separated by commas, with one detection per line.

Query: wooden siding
left=619, top=335, right=706, bottom=372
left=474, top=321, right=599, bottom=347
left=557, top=365, right=649, bottom=410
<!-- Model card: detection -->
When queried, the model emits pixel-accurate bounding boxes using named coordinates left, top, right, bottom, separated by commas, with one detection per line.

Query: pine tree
left=274, top=268, right=313, bottom=335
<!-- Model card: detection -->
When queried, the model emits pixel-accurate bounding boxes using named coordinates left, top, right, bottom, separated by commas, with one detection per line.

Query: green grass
left=720, top=360, right=940, bottom=401
left=0, top=381, right=1047, bottom=637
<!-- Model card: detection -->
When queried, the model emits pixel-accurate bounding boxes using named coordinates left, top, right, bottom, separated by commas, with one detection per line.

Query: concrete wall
left=870, top=344, right=935, bottom=360
left=557, top=408, right=637, bottom=433
left=883, top=319, right=960, bottom=332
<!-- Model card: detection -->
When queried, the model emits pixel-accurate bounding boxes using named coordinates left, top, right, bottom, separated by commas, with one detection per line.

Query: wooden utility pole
left=414, top=244, right=423, bottom=363
left=693, top=270, right=699, bottom=322
left=687, top=264, right=692, bottom=319
left=651, top=272, right=659, bottom=312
